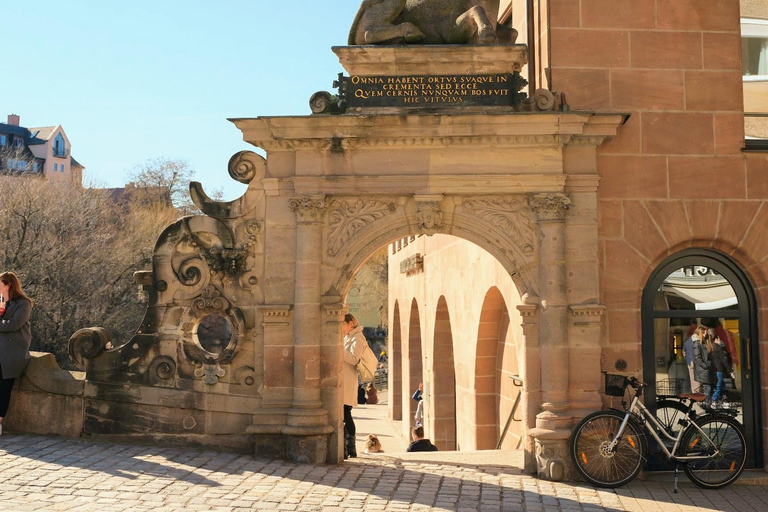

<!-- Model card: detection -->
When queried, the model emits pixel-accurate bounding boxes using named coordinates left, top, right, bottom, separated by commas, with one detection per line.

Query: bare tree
left=125, top=157, right=196, bottom=210
left=0, top=176, right=178, bottom=368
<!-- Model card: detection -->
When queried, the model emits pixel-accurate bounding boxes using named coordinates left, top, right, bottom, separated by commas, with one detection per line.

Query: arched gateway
left=50, top=44, right=625, bottom=477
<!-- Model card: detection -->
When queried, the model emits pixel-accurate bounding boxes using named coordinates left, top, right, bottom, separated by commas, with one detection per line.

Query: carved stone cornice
left=569, top=304, right=606, bottom=326
left=252, top=135, right=565, bottom=152
left=289, top=195, right=327, bottom=224
left=322, top=303, right=348, bottom=318
left=258, top=305, right=293, bottom=325
left=565, top=136, right=610, bottom=147
left=326, top=199, right=396, bottom=256
left=529, top=193, right=571, bottom=222
left=462, top=196, right=535, bottom=256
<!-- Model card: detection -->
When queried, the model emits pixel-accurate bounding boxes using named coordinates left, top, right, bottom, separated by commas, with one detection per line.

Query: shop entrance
left=641, top=249, right=763, bottom=469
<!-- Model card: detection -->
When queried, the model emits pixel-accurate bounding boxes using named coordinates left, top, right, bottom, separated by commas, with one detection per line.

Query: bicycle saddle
left=678, top=393, right=707, bottom=402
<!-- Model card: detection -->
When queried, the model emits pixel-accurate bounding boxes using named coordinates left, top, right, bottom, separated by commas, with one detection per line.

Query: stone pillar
left=282, top=195, right=332, bottom=462
left=529, top=192, right=572, bottom=481
left=321, top=300, right=347, bottom=464
left=517, top=302, right=540, bottom=474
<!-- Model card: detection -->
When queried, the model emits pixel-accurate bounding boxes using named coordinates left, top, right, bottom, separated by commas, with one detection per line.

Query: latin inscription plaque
left=337, top=73, right=527, bottom=108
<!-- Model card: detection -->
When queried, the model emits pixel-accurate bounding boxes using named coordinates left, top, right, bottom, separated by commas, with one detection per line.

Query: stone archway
left=405, top=298, right=423, bottom=437
left=475, top=286, right=508, bottom=450
left=62, top=103, right=625, bottom=474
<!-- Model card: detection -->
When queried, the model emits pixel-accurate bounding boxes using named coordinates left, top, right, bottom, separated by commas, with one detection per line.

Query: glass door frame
left=641, top=249, right=763, bottom=468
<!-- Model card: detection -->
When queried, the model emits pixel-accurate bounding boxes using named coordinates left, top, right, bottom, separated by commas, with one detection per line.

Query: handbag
left=357, top=342, right=379, bottom=383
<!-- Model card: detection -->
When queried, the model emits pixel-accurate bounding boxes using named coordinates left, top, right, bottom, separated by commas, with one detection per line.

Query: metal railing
left=496, top=374, right=523, bottom=449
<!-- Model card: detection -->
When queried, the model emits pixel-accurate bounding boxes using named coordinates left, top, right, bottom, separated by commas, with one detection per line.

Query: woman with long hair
left=693, top=328, right=716, bottom=399
left=0, top=272, right=33, bottom=435
left=342, top=313, right=366, bottom=459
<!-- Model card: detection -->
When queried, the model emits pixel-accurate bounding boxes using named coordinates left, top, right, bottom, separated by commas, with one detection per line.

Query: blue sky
left=1, top=1, right=360, bottom=199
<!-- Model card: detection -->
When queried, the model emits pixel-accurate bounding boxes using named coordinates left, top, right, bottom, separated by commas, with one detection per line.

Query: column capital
left=290, top=195, right=327, bottom=224
left=529, top=193, right=571, bottom=222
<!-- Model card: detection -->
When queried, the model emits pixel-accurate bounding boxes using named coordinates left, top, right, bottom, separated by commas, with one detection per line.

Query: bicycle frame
left=608, top=393, right=721, bottom=462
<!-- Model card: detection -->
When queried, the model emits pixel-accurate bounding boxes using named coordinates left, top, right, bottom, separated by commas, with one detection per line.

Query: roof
left=26, top=126, right=57, bottom=144
left=70, top=156, right=84, bottom=168
left=0, top=123, right=31, bottom=138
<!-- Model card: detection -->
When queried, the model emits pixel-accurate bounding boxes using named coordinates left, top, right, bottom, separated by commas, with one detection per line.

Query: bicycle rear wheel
left=655, top=398, right=689, bottom=437
left=571, top=410, right=647, bottom=488
left=681, top=415, right=746, bottom=489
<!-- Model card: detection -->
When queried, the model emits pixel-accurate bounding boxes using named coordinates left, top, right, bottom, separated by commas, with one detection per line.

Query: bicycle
left=571, top=374, right=746, bottom=491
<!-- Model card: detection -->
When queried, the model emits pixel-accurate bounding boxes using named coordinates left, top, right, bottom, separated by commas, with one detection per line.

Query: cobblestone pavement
left=1, top=434, right=768, bottom=511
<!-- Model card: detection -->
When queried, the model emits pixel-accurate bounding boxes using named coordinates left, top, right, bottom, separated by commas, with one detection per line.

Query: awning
left=661, top=283, right=738, bottom=311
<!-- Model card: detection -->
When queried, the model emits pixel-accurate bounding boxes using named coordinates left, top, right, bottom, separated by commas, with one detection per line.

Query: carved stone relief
left=326, top=199, right=397, bottom=256
left=529, top=193, right=571, bottom=222
left=290, top=196, right=328, bottom=223
left=462, top=196, right=535, bottom=255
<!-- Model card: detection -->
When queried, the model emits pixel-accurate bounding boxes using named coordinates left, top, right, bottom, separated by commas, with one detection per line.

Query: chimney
left=7, top=114, right=20, bottom=126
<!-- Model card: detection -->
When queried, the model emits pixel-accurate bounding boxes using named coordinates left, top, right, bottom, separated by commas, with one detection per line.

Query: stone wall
left=550, top=0, right=768, bottom=464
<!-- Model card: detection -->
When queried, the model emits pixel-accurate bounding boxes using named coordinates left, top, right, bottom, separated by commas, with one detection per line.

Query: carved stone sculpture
left=349, top=0, right=516, bottom=45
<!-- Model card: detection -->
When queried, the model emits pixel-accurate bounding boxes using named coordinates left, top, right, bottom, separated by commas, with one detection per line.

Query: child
left=364, top=434, right=383, bottom=454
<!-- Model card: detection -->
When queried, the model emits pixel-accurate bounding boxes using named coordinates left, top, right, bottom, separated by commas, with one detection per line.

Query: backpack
left=357, top=342, right=379, bottom=383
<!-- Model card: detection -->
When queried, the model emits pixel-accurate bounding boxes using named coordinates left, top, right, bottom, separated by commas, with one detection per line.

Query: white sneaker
left=0, top=424, right=3, bottom=436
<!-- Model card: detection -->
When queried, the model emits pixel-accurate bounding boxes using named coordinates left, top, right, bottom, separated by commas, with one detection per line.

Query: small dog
left=364, top=434, right=383, bottom=454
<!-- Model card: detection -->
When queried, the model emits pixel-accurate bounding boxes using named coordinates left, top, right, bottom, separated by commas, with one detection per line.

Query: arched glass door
left=642, top=249, right=762, bottom=469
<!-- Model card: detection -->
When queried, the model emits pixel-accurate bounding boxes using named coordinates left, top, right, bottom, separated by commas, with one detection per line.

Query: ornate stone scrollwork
left=529, top=193, right=571, bottom=222
left=462, top=197, right=535, bottom=255
left=290, top=196, right=327, bottom=223
left=326, top=199, right=396, bottom=256
left=148, top=355, right=177, bottom=383
left=194, top=363, right=226, bottom=385
left=68, top=327, right=113, bottom=369
left=234, top=366, right=257, bottom=387
left=228, top=150, right=266, bottom=184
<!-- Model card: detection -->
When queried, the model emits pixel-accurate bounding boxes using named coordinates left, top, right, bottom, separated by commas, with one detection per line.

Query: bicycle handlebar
left=627, top=376, right=647, bottom=389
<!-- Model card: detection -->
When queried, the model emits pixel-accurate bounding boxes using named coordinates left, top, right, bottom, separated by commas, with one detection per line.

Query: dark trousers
left=0, top=364, right=14, bottom=417
left=344, top=405, right=355, bottom=438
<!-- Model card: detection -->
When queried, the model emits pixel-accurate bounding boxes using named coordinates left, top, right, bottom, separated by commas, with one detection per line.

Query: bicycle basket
left=656, top=378, right=685, bottom=396
left=604, top=373, right=628, bottom=397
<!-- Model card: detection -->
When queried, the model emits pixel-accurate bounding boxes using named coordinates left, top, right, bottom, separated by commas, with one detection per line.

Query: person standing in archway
left=342, top=313, right=366, bottom=459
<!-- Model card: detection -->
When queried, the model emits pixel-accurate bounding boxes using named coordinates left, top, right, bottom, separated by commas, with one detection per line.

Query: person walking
left=342, top=313, right=366, bottom=459
left=711, top=332, right=732, bottom=405
left=0, top=272, right=33, bottom=436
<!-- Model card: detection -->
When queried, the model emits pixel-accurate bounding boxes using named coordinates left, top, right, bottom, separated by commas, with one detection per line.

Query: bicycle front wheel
left=681, top=415, right=746, bottom=489
left=571, top=410, right=647, bottom=488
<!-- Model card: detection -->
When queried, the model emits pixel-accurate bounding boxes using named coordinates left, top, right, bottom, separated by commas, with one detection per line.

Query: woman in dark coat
left=0, top=272, right=33, bottom=435
left=692, top=330, right=715, bottom=396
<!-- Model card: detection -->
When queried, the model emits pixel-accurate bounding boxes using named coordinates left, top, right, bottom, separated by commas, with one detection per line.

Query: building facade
left=0, top=114, right=83, bottom=185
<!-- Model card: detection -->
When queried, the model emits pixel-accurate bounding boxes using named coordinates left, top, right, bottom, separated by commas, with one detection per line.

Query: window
left=53, top=133, right=66, bottom=157
left=743, top=38, right=768, bottom=76
left=53, top=163, right=58, bottom=172
left=13, top=138, right=23, bottom=148
left=15, top=160, right=27, bottom=170
left=0, top=135, right=6, bottom=146
left=7, top=159, right=16, bottom=169
left=33, top=162, right=39, bottom=173
left=742, top=18, right=768, bottom=78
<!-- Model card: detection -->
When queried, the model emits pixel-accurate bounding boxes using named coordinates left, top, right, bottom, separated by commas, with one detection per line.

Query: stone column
left=321, top=300, right=347, bottom=464
left=529, top=192, right=572, bottom=481
left=516, top=302, right=540, bottom=474
left=282, top=195, right=332, bottom=462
